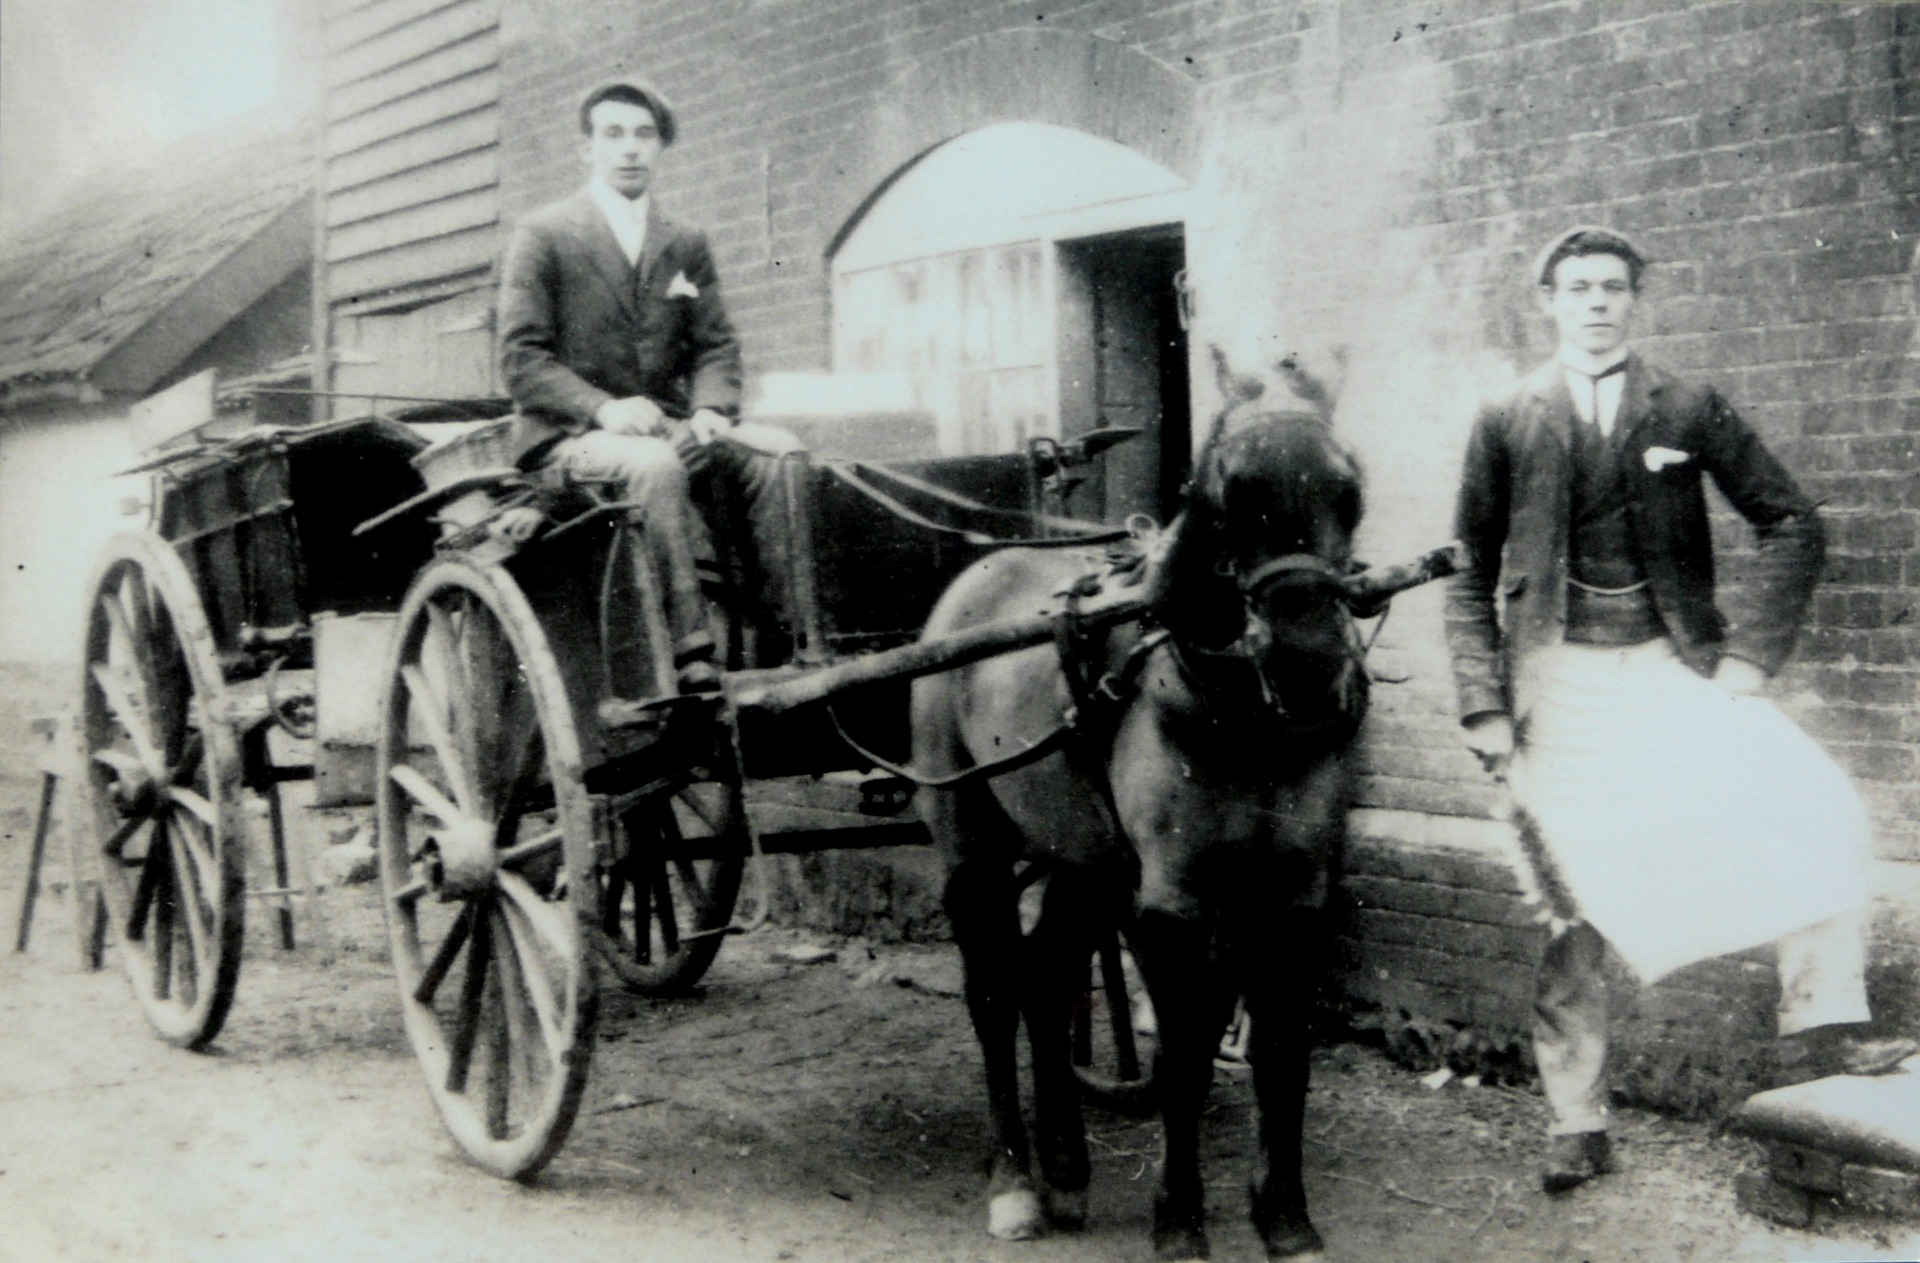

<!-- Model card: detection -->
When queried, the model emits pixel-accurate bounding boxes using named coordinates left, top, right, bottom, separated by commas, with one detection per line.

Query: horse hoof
left=1043, top=1186, right=1088, bottom=1229
left=988, top=1189, right=1046, bottom=1241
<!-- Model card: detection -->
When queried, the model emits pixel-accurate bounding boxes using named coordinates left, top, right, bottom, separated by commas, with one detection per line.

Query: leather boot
left=1541, top=1131, right=1613, bottom=1194
left=1775, top=1026, right=1919, bottom=1089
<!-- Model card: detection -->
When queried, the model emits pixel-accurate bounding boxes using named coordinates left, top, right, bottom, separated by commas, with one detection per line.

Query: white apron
left=1507, top=640, right=1871, bottom=983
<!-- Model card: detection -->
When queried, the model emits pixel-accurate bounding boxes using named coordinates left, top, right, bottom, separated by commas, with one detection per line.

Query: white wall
left=0, top=406, right=144, bottom=663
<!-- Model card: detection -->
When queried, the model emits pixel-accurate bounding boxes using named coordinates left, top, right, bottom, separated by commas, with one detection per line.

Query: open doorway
left=1055, top=227, right=1190, bottom=525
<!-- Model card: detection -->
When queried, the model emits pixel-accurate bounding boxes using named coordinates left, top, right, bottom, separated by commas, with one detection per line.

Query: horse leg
left=942, top=852, right=1043, bottom=1240
left=1132, top=905, right=1236, bottom=1262
left=1018, top=867, right=1115, bottom=1230
left=1242, top=911, right=1329, bottom=1262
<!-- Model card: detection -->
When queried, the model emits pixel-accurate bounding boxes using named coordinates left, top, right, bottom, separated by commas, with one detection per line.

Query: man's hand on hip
left=1462, top=712, right=1515, bottom=778
left=596, top=396, right=668, bottom=437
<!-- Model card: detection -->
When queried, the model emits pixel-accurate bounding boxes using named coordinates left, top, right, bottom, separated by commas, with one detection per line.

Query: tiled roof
left=0, top=112, right=315, bottom=392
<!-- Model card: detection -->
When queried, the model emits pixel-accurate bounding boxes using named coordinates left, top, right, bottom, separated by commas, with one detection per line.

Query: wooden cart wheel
left=1071, top=925, right=1158, bottom=1114
left=376, top=558, right=599, bottom=1180
left=595, top=780, right=747, bottom=995
left=78, top=532, right=247, bottom=1049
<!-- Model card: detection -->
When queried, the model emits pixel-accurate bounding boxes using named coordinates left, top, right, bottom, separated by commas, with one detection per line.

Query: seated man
left=496, top=76, right=798, bottom=691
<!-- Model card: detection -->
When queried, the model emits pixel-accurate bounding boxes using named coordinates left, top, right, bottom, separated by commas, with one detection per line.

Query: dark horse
left=911, top=356, right=1367, bottom=1262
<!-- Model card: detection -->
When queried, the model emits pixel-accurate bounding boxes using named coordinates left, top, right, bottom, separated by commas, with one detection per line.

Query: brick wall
left=468, top=0, right=1920, bottom=1094
left=490, top=0, right=1920, bottom=861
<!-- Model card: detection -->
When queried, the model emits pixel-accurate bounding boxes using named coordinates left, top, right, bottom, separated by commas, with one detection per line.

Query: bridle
left=1173, top=548, right=1370, bottom=730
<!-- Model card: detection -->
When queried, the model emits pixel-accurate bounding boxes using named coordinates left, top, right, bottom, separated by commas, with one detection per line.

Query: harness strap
left=821, top=461, right=1130, bottom=547
left=823, top=575, right=1165, bottom=792
left=825, top=702, right=1076, bottom=789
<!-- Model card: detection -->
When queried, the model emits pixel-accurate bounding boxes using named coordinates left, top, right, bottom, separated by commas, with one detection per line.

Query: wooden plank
left=328, top=187, right=497, bottom=264
left=327, top=225, right=496, bottom=300
left=327, top=146, right=495, bottom=229
left=328, top=0, right=468, bottom=54
left=329, top=1, right=494, bottom=89
left=326, top=109, right=496, bottom=192
left=329, top=66, right=498, bottom=157
left=328, top=30, right=496, bottom=122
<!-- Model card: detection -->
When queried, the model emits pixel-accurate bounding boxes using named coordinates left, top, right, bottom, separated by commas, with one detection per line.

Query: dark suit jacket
left=1444, top=355, right=1823, bottom=724
left=497, top=188, right=743, bottom=465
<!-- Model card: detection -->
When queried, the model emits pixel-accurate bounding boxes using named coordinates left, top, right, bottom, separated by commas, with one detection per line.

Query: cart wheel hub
left=420, top=817, right=499, bottom=900
left=108, top=767, right=159, bottom=817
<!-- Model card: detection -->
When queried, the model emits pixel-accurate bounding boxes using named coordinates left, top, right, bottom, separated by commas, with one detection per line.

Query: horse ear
left=1210, top=344, right=1264, bottom=404
left=1274, top=354, right=1334, bottom=417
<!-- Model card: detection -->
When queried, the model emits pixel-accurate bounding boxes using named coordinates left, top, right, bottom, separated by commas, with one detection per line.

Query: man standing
left=497, top=77, right=798, bottom=691
left=1445, top=226, right=1914, bottom=1193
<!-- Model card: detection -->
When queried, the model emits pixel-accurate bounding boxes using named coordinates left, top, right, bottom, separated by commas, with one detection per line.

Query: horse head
left=1149, top=348, right=1368, bottom=738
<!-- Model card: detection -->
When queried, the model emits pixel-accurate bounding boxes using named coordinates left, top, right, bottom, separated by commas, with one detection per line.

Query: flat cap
left=578, top=76, right=677, bottom=146
left=1532, top=223, right=1648, bottom=287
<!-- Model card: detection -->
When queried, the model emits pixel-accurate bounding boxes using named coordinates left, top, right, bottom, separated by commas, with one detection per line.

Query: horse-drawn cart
left=74, top=398, right=1459, bottom=1183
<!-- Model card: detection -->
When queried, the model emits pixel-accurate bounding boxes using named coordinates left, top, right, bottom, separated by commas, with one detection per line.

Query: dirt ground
left=2, top=791, right=1918, bottom=1263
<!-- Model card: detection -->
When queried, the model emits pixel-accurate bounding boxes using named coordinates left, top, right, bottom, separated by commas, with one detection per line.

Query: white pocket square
left=1643, top=446, right=1691, bottom=471
left=666, top=271, right=700, bottom=299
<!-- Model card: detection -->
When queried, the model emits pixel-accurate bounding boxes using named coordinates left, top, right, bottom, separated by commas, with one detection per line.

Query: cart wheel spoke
left=495, top=897, right=566, bottom=1059
left=498, top=826, right=562, bottom=870
left=495, top=870, right=576, bottom=963
left=389, top=762, right=466, bottom=827
left=391, top=877, right=431, bottom=907
left=483, top=931, right=513, bottom=1139
left=649, top=863, right=682, bottom=956
left=127, top=833, right=168, bottom=942
left=412, top=902, right=477, bottom=1006
left=445, top=904, right=494, bottom=1095
left=671, top=858, right=712, bottom=909
left=377, top=558, right=596, bottom=1179
left=101, top=589, right=163, bottom=720
left=167, top=810, right=219, bottom=895
left=593, top=786, right=745, bottom=995
left=601, top=866, right=628, bottom=936
left=81, top=536, right=245, bottom=1049
left=489, top=711, right=544, bottom=825
left=101, top=808, right=158, bottom=861
left=90, top=662, right=165, bottom=773
left=166, top=824, right=210, bottom=998
left=150, top=851, right=176, bottom=1000
left=490, top=908, right=547, bottom=1091
left=167, top=785, right=218, bottom=830
left=400, top=664, right=481, bottom=815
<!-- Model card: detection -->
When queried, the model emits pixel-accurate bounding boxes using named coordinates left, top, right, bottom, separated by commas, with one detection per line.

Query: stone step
left=1728, top=1058, right=1920, bottom=1224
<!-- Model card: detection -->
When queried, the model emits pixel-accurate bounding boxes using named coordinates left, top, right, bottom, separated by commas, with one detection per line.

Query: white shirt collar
left=588, top=181, right=648, bottom=267
left=1557, top=343, right=1629, bottom=378
left=1558, top=345, right=1630, bottom=434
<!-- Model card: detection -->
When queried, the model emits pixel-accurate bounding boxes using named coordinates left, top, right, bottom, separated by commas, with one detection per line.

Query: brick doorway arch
left=818, top=28, right=1200, bottom=261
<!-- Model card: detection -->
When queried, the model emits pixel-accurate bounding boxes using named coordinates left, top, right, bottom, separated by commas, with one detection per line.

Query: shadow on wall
left=1182, top=52, right=1516, bottom=566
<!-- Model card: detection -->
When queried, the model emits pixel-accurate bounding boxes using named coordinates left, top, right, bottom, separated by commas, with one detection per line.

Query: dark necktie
left=1574, top=359, right=1629, bottom=434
